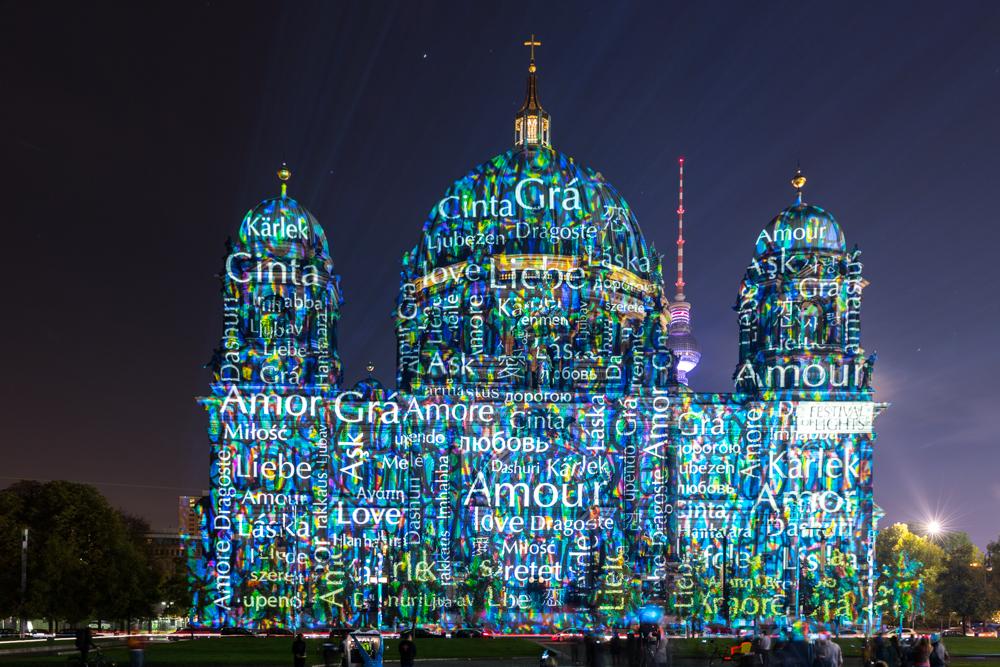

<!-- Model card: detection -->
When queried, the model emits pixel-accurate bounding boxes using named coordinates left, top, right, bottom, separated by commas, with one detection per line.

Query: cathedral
left=195, top=45, right=884, bottom=633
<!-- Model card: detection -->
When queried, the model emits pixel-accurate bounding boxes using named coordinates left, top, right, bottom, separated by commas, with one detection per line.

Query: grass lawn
left=832, top=636, right=1000, bottom=657
left=916, top=637, right=1000, bottom=656
left=661, top=637, right=1000, bottom=659
left=0, top=637, right=545, bottom=666
left=667, top=638, right=739, bottom=659
left=382, top=638, right=544, bottom=659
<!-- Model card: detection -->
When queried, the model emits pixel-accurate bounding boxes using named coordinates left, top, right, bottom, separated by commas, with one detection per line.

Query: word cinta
left=435, top=176, right=583, bottom=219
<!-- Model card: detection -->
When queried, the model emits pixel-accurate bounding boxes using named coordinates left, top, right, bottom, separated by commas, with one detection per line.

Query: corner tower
left=206, top=168, right=344, bottom=389
left=733, top=171, right=872, bottom=397
left=197, top=169, right=344, bottom=630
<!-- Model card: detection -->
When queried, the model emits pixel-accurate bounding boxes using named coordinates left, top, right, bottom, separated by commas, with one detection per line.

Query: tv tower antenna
left=676, top=159, right=685, bottom=300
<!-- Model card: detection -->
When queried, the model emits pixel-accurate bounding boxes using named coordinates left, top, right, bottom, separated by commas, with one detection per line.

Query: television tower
left=665, top=159, right=701, bottom=386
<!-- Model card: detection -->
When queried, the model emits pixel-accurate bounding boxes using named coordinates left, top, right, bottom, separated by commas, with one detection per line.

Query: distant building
left=179, top=495, right=205, bottom=560
left=179, top=495, right=203, bottom=538
left=145, top=530, right=182, bottom=572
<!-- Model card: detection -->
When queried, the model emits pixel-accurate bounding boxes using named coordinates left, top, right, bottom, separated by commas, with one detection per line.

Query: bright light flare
left=926, top=520, right=941, bottom=535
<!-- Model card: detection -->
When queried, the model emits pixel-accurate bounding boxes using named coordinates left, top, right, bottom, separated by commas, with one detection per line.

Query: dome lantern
left=514, top=35, right=551, bottom=149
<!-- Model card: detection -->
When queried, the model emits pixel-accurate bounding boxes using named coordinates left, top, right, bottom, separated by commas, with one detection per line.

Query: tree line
left=877, top=522, right=1000, bottom=631
left=0, top=480, right=191, bottom=631
left=3, top=481, right=997, bottom=632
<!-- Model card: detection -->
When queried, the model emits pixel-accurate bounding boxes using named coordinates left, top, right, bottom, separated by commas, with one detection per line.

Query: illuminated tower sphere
left=208, top=167, right=344, bottom=389
left=665, top=300, right=700, bottom=386
left=663, top=159, right=700, bottom=386
left=733, top=170, right=871, bottom=397
left=394, top=53, right=671, bottom=394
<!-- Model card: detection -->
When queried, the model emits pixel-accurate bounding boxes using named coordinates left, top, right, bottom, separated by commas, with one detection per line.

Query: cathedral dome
left=401, top=146, right=658, bottom=282
left=393, top=63, right=669, bottom=394
left=754, top=203, right=845, bottom=258
left=238, top=196, right=331, bottom=261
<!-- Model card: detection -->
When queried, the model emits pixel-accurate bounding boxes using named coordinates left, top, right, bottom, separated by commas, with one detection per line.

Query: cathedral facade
left=194, top=58, right=884, bottom=633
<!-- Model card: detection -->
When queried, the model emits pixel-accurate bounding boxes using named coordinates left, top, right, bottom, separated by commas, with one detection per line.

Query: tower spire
left=676, top=159, right=685, bottom=300
left=514, top=35, right=550, bottom=149
left=792, top=166, right=806, bottom=206
left=664, top=158, right=701, bottom=386
left=278, top=163, right=291, bottom=198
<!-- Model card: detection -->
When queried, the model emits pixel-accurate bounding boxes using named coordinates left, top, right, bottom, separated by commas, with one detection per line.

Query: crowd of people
left=553, top=627, right=952, bottom=667
left=716, top=629, right=951, bottom=667
left=868, top=633, right=950, bottom=667
left=761, top=632, right=843, bottom=667
left=302, top=625, right=952, bottom=667
left=562, top=627, right=670, bottom=667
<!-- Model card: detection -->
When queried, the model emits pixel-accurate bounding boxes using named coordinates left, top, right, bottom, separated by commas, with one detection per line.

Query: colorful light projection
left=192, top=158, right=885, bottom=633
left=396, top=147, right=668, bottom=395
left=670, top=395, right=881, bottom=628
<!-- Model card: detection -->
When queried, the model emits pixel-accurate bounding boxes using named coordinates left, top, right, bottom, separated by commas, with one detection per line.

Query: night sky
left=3, top=2, right=998, bottom=546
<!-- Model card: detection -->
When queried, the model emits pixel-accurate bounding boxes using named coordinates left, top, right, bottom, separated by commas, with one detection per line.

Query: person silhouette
left=75, top=628, right=98, bottom=665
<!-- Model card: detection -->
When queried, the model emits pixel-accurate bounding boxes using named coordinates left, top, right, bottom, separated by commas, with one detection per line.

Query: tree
left=101, top=511, right=162, bottom=630
left=876, top=523, right=944, bottom=626
left=0, top=480, right=162, bottom=630
left=0, top=488, right=28, bottom=619
left=670, top=549, right=717, bottom=627
left=940, top=531, right=975, bottom=556
left=936, top=541, right=991, bottom=633
left=161, top=556, right=194, bottom=619
left=17, top=481, right=126, bottom=628
left=455, top=555, right=503, bottom=625
left=875, top=550, right=924, bottom=626
left=795, top=550, right=862, bottom=624
left=731, top=555, right=781, bottom=626
left=98, top=535, right=162, bottom=631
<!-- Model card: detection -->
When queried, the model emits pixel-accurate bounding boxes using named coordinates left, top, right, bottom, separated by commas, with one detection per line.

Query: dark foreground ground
left=2, top=637, right=999, bottom=667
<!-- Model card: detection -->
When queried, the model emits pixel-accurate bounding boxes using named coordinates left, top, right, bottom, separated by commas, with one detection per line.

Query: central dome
left=394, top=145, right=667, bottom=393
left=401, top=146, right=657, bottom=282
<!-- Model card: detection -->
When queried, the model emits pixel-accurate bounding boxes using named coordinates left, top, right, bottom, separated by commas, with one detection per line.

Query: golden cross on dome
left=524, top=35, right=540, bottom=72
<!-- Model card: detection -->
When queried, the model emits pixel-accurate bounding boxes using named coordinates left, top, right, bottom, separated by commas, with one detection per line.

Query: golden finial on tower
left=791, top=167, right=806, bottom=205
left=278, top=163, right=291, bottom=198
left=367, top=361, right=374, bottom=378
left=524, top=35, right=540, bottom=73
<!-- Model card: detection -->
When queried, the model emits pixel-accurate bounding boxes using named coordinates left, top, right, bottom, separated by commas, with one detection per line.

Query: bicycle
left=707, top=640, right=729, bottom=667
left=637, top=644, right=657, bottom=667
left=65, top=647, right=117, bottom=667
